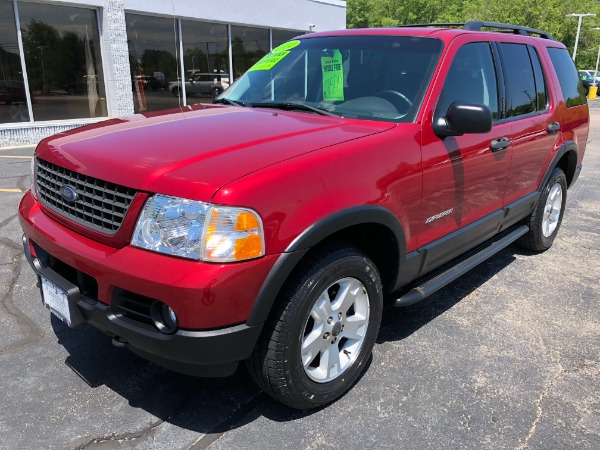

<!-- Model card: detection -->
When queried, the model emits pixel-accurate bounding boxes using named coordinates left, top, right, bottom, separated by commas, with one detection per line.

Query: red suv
left=19, top=22, right=588, bottom=409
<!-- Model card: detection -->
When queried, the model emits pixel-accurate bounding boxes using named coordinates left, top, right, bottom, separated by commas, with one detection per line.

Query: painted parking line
left=0, top=188, right=24, bottom=193
left=0, top=155, right=33, bottom=159
left=0, top=145, right=35, bottom=151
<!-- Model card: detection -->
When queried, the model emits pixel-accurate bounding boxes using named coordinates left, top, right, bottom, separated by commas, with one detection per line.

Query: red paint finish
left=20, top=192, right=278, bottom=329
left=18, top=26, right=589, bottom=360
left=213, top=124, right=423, bottom=253
left=36, top=105, right=393, bottom=202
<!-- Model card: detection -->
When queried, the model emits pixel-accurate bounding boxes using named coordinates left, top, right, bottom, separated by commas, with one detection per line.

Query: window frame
left=434, top=41, right=502, bottom=123
left=495, top=41, right=551, bottom=124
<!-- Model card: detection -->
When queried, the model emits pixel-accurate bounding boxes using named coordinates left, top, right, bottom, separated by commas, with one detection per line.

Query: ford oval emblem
left=59, top=185, right=79, bottom=203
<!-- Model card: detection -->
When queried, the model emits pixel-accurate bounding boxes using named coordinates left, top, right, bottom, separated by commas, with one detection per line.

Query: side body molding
left=245, top=206, right=408, bottom=326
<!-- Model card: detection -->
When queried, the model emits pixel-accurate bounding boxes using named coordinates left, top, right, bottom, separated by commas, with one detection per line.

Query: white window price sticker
left=41, top=276, right=71, bottom=327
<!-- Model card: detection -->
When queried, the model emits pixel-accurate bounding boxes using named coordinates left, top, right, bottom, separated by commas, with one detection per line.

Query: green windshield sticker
left=272, top=40, right=301, bottom=53
left=248, top=51, right=290, bottom=72
left=321, top=49, right=344, bottom=101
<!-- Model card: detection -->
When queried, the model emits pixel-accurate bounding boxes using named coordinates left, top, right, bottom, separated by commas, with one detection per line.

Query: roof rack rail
left=463, top=21, right=553, bottom=40
left=398, top=21, right=553, bottom=40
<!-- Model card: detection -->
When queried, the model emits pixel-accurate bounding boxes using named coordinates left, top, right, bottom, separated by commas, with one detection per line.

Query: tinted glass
left=548, top=47, right=587, bottom=107
left=0, top=1, right=29, bottom=123
left=231, top=26, right=270, bottom=80
left=500, top=43, right=537, bottom=117
left=180, top=20, right=229, bottom=103
left=19, top=2, right=107, bottom=121
left=436, top=42, right=500, bottom=120
left=126, top=14, right=180, bottom=113
left=528, top=46, right=547, bottom=111
left=226, top=36, right=442, bottom=123
left=272, top=29, right=302, bottom=48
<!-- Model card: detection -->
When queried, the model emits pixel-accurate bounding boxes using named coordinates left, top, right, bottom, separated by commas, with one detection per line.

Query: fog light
left=162, top=304, right=178, bottom=329
left=150, top=301, right=178, bottom=334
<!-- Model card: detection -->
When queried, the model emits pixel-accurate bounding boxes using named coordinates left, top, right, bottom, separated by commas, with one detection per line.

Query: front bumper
left=19, top=192, right=279, bottom=376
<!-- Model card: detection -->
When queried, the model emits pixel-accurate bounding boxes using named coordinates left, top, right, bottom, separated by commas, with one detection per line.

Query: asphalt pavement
left=0, top=105, right=598, bottom=449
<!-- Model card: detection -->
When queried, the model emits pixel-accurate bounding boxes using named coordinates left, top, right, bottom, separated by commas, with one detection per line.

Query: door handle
left=548, top=122, right=560, bottom=133
left=490, top=136, right=510, bottom=152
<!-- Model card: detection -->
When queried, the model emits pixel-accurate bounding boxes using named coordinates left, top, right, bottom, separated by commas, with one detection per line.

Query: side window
left=547, top=47, right=587, bottom=107
left=500, top=43, right=537, bottom=117
left=436, top=42, right=500, bottom=120
left=528, top=46, right=548, bottom=111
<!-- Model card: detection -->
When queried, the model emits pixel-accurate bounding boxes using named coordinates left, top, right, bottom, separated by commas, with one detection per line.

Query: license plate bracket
left=41, top=276, right=72, bottom=327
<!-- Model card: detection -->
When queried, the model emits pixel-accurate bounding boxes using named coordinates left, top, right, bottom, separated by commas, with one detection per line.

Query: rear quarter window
left=547, top=47, right=587, bottom=107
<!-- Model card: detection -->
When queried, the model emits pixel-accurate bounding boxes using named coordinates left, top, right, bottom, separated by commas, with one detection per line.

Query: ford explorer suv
left=19, top=22, right=589, bottom=410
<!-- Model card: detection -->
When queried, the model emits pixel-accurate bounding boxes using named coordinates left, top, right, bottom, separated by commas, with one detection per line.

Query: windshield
left=223, top=35, right=443, bottom=122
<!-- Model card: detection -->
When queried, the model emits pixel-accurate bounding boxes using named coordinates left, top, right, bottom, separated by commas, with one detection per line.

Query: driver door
left=417, top=40, right=512, bottom=270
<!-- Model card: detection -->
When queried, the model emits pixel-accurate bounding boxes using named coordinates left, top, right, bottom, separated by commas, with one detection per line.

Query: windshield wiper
left=250, top=102, right=339, bottom=117
left=212, top=97, right=245, bottom=106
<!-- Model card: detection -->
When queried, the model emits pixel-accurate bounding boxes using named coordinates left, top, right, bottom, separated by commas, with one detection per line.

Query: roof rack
left=398, top=21, right=553, bottom=40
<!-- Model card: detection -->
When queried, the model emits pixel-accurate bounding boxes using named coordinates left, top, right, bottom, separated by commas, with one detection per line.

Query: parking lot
left=0, top=106, right=599, bottom=449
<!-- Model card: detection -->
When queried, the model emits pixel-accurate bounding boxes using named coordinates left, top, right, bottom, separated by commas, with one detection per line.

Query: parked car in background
left=169, top=72, right=229, bottom=98
left=132, top=75, right=162, bottom=92
left=578, top=70, right=596, bottom=95
left=578, top=69, right=600, bottom=82
left=0, top=80, right=27, bottom=104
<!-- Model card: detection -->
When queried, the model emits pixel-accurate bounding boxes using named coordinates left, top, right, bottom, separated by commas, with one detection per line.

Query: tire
left=211, top=86, right=223, bottom=99
left=171, top=87, right=181, bottom=97
left=246, top=245, right=383, bottom=410
left=518, top=167, right=567, bottom=252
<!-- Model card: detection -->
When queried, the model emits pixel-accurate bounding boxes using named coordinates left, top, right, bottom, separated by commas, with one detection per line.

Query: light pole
left=593, top=27, right=600, bottom=86
left=566, top=13, right=596, bottom=62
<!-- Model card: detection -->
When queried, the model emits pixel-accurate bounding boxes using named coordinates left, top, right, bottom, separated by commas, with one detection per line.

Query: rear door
left=499, top=42, right=562, bottom=206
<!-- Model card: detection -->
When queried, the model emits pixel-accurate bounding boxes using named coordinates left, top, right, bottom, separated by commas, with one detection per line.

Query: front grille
left=36, top=158, right=137, bottom=235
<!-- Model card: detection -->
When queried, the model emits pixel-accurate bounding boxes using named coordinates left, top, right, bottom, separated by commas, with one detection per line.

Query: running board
left=394, top=225, right=529, bottom=307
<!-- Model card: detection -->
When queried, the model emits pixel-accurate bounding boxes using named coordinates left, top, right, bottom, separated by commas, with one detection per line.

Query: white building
left=0, top=0, right=346, bottom=146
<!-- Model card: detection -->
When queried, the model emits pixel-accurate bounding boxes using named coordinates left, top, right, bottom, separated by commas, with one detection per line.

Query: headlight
left=131, top=194, right=265, bottom=262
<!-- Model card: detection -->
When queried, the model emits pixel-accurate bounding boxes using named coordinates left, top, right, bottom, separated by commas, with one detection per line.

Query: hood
left=37, top=104, right=395, bottom=201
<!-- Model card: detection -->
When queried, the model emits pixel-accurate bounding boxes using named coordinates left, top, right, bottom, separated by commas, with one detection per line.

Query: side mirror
left=433, top=102, right=493, bottom=138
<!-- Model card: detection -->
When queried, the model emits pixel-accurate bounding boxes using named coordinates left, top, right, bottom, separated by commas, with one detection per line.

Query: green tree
left=347, top=0, right=600, bottom=69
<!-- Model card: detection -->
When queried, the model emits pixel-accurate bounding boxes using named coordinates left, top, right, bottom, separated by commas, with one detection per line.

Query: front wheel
left=247, top=245, right=383, bottom=410
left=518, top=167, right=567, bottom=252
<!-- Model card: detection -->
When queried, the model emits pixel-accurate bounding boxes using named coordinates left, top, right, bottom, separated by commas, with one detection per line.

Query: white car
left=169, top=72, right=229, bottom=98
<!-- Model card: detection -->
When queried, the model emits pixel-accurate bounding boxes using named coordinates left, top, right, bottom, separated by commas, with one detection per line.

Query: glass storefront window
left=231, top=26, right=269, bottom=80
left=1, top=3, right=327, bottom=125
left=1, top=1, right=29, bottom=123
left=126, top=14, right=181, bottom=113
left=272, top=29, right=302, bottom=48
left=18, top=2, right=107, bottom=121
left=180, top=20, right=229, bottom=104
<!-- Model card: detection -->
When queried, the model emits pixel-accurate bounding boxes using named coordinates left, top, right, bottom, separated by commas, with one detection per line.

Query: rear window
left=547, top=47, right=587, bottom=107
